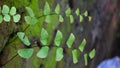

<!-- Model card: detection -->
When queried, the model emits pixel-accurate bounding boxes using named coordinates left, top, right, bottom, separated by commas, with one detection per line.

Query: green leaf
left=24, top=16, right=37, bottom=25
left=18, top=48, right=34, bottom=59
left=25, top=16, right=31, bottom=23
left=66, top=33, right=75, bottom=48
left=56, top=47, right=63, bottom=61
left=40, top=28, right=48, bottom=45
left=17, top=32, right=31, bottom=46
left=75, top=8, right=80, bottom=16
left=44, top=2, right=50, bottom=15
left=13, top=14, right=21, bottom=23
left=89, top=49, right=96, bottom=59
left=25, top=7, right=34, bottom=17
left=72, top=49, right=78, bottom=64
left=37, top=46, right=49, bottom=58
left=78, top=38, right=86, bottom=52
left=10, top=7, right=16, bottom=16
left=4, top=14, right=10, bottom=22
left=65, top=8, right=71, bottom=16
left=59, top=15, right=64, bottom=22
left=69, top=15, right=74, bottom=24
left=88, top=16, right=92, bottom=22
left=79, top=15, right=83, bottom=23
left=2, top=5, right=9, bottom=14
left=0, top=15, right=3, bottom=23
left=84, top=53, right=88, bottom=66
left=84, top=11, right=88, bottom=17
left=30, top=17, right=37, bottom=24
left=54, top=30, right=63, bottom=46
left=45, top=15, right=51, bottom=23
left=55, top=4, right=60, bottom=14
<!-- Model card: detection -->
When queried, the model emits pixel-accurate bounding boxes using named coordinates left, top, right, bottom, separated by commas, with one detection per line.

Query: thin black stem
left=8, top=25, right=30, bottom=44
left=37, top=13, right=58, bottom=19
left=0, top=54, right=18, bottom=67
left=23, top=25, right=30, bottom=32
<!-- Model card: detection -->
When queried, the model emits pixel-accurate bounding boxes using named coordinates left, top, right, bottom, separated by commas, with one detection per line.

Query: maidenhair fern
left=37, top=46, right=49, bottom=58
left=44, top=2, right=51, bottom=15
left=54, top=30, right=63, bottom=47
left=84, top=10, right=88, bottom=17
left=56, top=47, right=64, bottom=61
left=45, top=15, right=51, bottom=23
left=65, top=8, right=71, bottom=16
left=40, top=28, right=49, bottom=45
left=55, top=4, right=60, bottom=14
left=69, top=15, right=74, bottom=24
left=18, top=48, right=34, bottom=59
left=84, top=53, right=88, bottom=66
left=66, top=33, right=75, bottom=48
left=2, top=5, right=9, bottom=15
left=4, top=14, right=10, bottom=22
left=79, top=39, right=86, bottom=52
left=17, top=32, right=31, bottom=46
left=13, top=14, right=21, bottom=22
left=88, top=16, right=92, bottom=22
left=10, top=7, right=16, bottom=16
left=0, top=2, right=95, bottom=66
left=0, top=5, right=21, bottom=23
left=79, top=15, right=83, bottom=23
left=89, top=49, right=96, bottom=59
left=24, top=7, right=37, bottom=24
left=72, top=49, right=78, bottom=64
left=25, top=7, right=35, bottom=17
left=59, top=15, right=64, bottom=22
left=75, top=8, right=80, bottom=16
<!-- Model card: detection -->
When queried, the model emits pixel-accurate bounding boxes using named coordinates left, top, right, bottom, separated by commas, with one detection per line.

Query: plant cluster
left=0, top=5, right=21, bottom=23
left=0, top=2, right=95, bottom=65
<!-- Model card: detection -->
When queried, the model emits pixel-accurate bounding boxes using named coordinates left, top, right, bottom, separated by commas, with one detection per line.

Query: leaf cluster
left=0, top=2, right=95, bottom=65
left=0, top=5, right=21, bottom=23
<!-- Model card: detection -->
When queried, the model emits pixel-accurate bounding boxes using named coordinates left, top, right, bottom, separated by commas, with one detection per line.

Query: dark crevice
left=68, top=0, right=73, bottom=9
left=111, top=23, right=120, bottom=57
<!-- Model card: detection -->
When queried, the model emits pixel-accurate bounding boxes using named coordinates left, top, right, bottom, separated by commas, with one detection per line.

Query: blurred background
left=0, top=0, right=120, bottom=68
